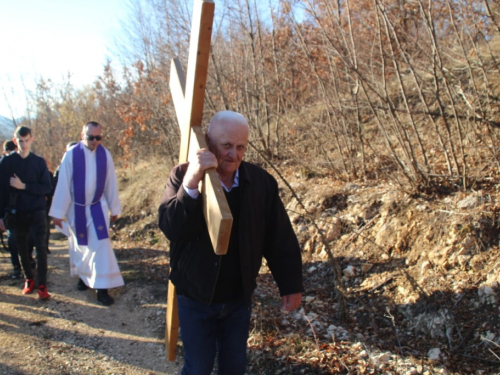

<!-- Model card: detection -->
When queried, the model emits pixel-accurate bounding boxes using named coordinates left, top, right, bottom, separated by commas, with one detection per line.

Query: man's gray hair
left=208, top=111, right=249, bottom=135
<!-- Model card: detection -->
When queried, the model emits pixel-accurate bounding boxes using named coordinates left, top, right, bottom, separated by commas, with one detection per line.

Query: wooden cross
left=166, top=0, right=233, bottom=361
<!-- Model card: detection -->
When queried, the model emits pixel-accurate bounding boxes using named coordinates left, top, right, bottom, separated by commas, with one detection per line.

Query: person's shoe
left=77, top=278, right=89, bottom=291
left=96, top=289, right=114, bottom=306
left=11, top=266, right=21, bottom=279
left=37, top=285, right=51, bottom=300
left=22, top=279, right=35, bottom=294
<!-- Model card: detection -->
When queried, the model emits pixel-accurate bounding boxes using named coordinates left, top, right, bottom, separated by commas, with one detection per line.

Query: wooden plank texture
left=170, top=58, right=187, bottom=128
left=165, top=0, right=234, bottom=361
left=177, top=0, right=214, bottom=164
left=165, top=280, right=179, bottom=361
left=191, top=126, right=233, bottom=255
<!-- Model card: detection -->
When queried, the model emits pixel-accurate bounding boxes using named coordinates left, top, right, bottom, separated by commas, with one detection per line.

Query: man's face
left=13, top=134, right=33, bottom=154
left=207, top=122, right=248, bottom=178
left=82, top=125, right=102, bottom=151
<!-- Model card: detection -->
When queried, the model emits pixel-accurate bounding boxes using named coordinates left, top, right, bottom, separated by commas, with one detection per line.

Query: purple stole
left=73, top=142, right=108, bottom=246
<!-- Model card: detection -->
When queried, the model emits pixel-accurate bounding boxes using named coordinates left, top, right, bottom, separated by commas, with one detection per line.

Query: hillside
left=113, top=160, right=500, bottom=373
left=0, top=115, right=15, bottom=141
left=1, top=159, right=499, bottom=374
left=2, top=1, right=500, bottom=372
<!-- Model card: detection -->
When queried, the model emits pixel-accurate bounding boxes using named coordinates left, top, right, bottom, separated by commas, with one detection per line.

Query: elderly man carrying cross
left=159, top=110, right=303, bottom=375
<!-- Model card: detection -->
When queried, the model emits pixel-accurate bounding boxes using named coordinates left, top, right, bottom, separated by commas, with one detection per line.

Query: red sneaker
left=37, top=285, right=51, bottom=300
left=22, top=279, right=35, bottom=294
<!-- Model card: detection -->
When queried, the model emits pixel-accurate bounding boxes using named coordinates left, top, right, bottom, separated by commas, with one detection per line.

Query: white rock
left=361, top=263, right=373, bottom=273
left=352, top=342, right=363, bottom=350
left=304, top=238, right=316, bottom=253
left=398, top=286, right=410, bottom=296
left=325, top=218, right=342, bottom=241
left=343, top=265, right=356, bottom=277
left=428, top=347, right=441, bottom=361
left=318, top=248, right=329, bottom=258
left=375, top=352, right=392, bottom=363
left=479, top=285, right=494, bottom=296
left=327, top=324, right=337, bottom=332
left=483, top=331, right=495, bottom=341
left=344, top=183, right=358, bottom=191
left=293, top=308, right=305, bottom=320
left=457, top=195, right=477, bottom=209
left=306, top=312, right=318, bottom=321
left=421, top=261, right=432, bottom=274
left=369, top=352, right=392, bottom=366
left=305, top=296, right=315, bottom=303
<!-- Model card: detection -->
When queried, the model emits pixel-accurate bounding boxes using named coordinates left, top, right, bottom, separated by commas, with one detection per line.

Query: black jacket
left=158, top=161, right=304, bottom=305
left=0, top=152, right=52, bottom=214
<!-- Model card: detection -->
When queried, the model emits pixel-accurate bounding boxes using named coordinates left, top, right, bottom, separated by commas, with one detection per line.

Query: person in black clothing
left=2, top=140, right=22, bottom=278
left=1, top=140, right=36, bottom=279
left=158, top=111, right=303, bottom=375
left=0, top=126, right=52, bottom=299
left=44, top=168, right=55, bottom=255
left=46, top=141, right=77, bottom=255
left=50, top=141, right=78, bottom=196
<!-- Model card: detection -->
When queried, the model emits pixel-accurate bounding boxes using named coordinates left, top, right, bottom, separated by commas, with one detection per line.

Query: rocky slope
left=1, top=163, right=499, bottom=374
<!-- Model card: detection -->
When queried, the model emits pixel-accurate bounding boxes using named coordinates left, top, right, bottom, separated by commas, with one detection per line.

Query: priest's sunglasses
left=86, top=135, right=102, bottom=141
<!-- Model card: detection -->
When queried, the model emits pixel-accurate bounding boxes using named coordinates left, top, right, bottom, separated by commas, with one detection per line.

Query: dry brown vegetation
left=1, top=156, right=500, bottom=374
left=115, top=160, right=500, bottom=374
left=2, top=0, right=500, bottom=373
left=10, top=0, right=500, bottom=190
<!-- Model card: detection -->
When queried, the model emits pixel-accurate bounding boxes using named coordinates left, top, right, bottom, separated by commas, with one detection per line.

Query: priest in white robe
left=50, top=121, right=123, bottom=306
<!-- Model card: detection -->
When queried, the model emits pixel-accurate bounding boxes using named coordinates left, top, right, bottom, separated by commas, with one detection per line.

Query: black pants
left=11, top=210, right=48, bottom=286
left=8, top=228, right=35, bottom=269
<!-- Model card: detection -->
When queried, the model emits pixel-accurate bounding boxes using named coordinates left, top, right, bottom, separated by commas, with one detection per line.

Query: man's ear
left=12, top=137, right=18, bottom=146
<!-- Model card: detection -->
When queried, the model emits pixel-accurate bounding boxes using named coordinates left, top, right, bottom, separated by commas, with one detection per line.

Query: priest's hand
left=52, top=217, right=63, bottom=228
left=183, top=148, right=217, bottom=190
left=282, top=293, right=302, bottom=312
left=0, top=218, right=5, bottom=232
left=10, top=174, right=26, bottom=190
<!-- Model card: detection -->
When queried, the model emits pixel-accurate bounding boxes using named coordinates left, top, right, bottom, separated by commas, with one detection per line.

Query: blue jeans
left=177, top=294, right=251, bottom=375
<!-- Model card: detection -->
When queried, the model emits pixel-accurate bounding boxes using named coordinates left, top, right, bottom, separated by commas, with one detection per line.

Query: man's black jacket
left=0, top=152, right=52, bottom=214
left=158, top=161, right=304, bottom=305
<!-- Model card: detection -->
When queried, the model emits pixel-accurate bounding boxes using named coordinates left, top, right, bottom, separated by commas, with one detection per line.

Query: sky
left=0, top=0, right=130, bottom=119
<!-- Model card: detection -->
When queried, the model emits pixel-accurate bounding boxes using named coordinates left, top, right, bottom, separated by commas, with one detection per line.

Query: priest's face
left=82, top=125, right=102, bottom=151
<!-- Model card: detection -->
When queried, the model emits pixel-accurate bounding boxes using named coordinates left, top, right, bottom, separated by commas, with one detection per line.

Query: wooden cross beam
left=165, top=0, right=233, bottom=362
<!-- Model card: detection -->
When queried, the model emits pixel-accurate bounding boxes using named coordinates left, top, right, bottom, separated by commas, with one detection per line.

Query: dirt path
left=0, top=231, right=182, bottom=375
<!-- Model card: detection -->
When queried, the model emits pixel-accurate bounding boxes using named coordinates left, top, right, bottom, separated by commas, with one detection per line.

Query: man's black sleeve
left=0, top=157, right=11, bottom=213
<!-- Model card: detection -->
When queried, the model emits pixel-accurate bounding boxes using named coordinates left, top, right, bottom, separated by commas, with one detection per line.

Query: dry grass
left=114, top=157, right=172, bottom=246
